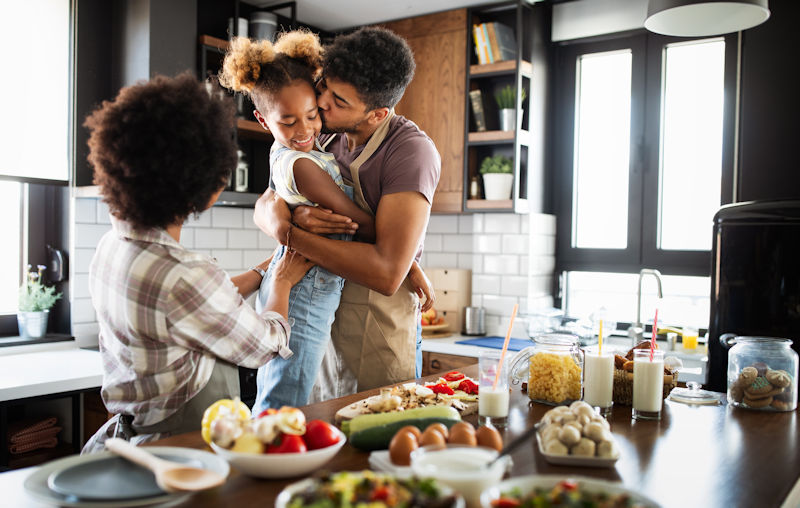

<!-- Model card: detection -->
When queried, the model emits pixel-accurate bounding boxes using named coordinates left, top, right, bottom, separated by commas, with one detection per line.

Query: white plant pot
left=482, top=173, right=513, bottom=200
left=18, top=310, right=49, bottom=338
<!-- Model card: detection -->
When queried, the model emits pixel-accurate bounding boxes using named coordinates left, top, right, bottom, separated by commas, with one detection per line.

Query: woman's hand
left=407, top=261, right=435, bottom=312
left=292, top=205, right=359, bottom=235
left=254, top=189, right=293, bottom=243
left=271, top=249, right=315, bottom=288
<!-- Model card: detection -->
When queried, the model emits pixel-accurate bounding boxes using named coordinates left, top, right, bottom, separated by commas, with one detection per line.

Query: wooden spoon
left=105, top=438, right=226, bottom=493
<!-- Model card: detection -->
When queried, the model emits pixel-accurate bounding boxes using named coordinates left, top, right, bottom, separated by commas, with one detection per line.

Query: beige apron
left=310, top=111, right=419, bottom=401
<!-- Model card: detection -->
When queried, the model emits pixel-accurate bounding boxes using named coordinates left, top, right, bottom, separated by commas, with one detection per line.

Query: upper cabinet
left=382, top=10, right=467, bottom=214
left=463, top=1, right=551, bottom=214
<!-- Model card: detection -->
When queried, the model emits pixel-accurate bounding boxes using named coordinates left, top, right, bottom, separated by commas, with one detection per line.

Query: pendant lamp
left=645, top=0, right=770, bottom=36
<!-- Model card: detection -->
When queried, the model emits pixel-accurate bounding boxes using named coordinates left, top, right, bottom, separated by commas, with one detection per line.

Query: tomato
left=559, top=480, right=578, bottom=491
left=426, top=382, right=454, bottom=395
left=457, top=378, right=479, bottom=395
left=304, top=419, right=341, bottom=450
left=266, top=433, right=307, bottom=454
left=491, top=498, right=521, bottom=508
left=443, top=371, right=465, bottom=382
left=257, top=408, right=278, bottom=418
left=371, top=485, right=392, bottom=502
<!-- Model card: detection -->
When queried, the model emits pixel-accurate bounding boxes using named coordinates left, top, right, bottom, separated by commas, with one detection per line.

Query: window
left=555, top=31, right=737, bottom=328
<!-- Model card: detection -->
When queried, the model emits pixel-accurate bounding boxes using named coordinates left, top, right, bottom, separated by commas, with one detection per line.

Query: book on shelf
left=472, top=24, right=492, bottom=65
left=469, top=89, right=487, bottom=132
left=486, top=22, right=516, bottom=62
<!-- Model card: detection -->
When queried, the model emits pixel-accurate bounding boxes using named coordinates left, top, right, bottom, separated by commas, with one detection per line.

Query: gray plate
left=47, top=453, right=203, bottom=501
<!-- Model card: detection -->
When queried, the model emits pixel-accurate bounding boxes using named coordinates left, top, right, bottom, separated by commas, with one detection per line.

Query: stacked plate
left=23, top=447, right=229, bottom=507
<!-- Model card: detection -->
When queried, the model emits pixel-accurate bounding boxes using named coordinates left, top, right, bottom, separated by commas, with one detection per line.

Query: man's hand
left=292, top=205, right=359, bottom=235
left=254, top=189, right=292, bottom=243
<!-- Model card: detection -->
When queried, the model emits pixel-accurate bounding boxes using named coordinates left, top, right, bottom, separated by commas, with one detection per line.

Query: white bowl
left=410, top=445, right=511, bottom=508
left=479, top=475, right=662, bottom=508
left=210, top=427, right=346, bottom=479
left=275, top=472, right=465, bottom=508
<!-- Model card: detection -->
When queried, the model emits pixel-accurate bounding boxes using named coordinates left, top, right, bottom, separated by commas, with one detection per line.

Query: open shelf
left=237, top=118, right=270, bottom=141
left=199, top=34, right=228, bottom=51
left=466, top=199, right=513, bottom=210
left=470, top=60, right=532, bottom=78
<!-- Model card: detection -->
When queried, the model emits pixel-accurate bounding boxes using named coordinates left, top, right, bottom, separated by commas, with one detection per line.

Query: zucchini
left=349, top=417, right=461, bottom=451
left=346, top=405, right=460, bottom=436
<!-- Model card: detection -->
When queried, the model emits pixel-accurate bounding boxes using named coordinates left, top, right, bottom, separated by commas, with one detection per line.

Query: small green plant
left=494, top=84, right=526, bottom=109
left=479, top=154, right=513, bottom=174
left=19, top=265, right=62, bottom=312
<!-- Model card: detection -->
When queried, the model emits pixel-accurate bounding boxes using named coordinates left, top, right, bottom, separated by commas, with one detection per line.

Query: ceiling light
left=645, top=0, right=770, bottom=37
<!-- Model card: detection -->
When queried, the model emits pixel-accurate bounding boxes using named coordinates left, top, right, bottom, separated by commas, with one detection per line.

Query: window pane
left=564, top=271, right=710, bottom=331
left=0, top=182, right=21, bottom=314
left=573, top=50, right=632, bottom=249
left=659, top=39, right=725, bottom=251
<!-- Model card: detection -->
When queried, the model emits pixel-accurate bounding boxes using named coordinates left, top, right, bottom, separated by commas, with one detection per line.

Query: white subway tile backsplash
left=74, top=199, right=96, bottom=223
left=530, top=234, right=556, bottom=255
left=518, top=255, right=529, bottom=276
left=473, top=234, right=503, bottom=254
left=72, top=322, right=100, bottom=348
left=530, top=213, right=556, bottom=236
left=529, top=255, right=555, bottom=275
left=501, top=234, right=528, bottom=254
left=194, top=228, right=227, bottom=249
left=520, top=215, right=529, bottom=235
left=185, top=210, right=211, bottom=228
left=441, top=234, right=473, bottom=253
left=73, top=248, right=95, bottom=274
left=211, top=250, right=243, bottom=271
left=426, top=215, right=459, bottom=233
left=483, top=214, right=519, bottom=234
left=458, top=253, right=480, bottom=271
left=96, top=200, right=112, bottom=224
left=243, top=250, right=271, bottom=268
left=228, top=229, right=259, bottom=249
left=424, top=252, right=459, bottom=268
left=258, top=233, right=279, bottom=250
left=423, top=234, right=443, bottom=252
left=211, top=207, right=244, bottom=228
left=71, top=298, right=96, bottom=323
left=483, top=254, right=519, bottom=275
left=457, top=215, right=475, bottom=234
left=180, top=228, right=195, bottom=249
left=471, top=294, right=482, bottom=307
left=473, top=274, right=500, bottom=294
left=528, top=275, right=553, bottom=297
left=72, top=273, right=91, bottom=299
left=501, top=275, right=529, bottom=297
left=482, top=294, right=520, bottom=316
left=74, top=224, right=111, bottom=248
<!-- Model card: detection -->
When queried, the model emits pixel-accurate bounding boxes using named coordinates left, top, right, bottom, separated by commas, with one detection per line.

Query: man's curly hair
left=323, top=27, right=415, bottom=111
left=85, top=72, right=237, bottom=229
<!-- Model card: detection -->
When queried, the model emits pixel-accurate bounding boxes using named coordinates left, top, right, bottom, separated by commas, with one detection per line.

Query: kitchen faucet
left=627, top=269, right=663, bottom=344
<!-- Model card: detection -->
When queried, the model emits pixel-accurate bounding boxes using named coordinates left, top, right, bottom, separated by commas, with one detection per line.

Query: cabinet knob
left=431, top=359, right=441, bottom=370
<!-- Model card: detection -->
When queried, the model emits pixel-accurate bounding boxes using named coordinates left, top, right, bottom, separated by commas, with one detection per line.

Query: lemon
left=201, top=398, right=250, bottom=444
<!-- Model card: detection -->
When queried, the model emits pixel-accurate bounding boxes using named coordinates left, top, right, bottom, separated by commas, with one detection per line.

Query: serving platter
left=535, top=432, right=620, bottom=468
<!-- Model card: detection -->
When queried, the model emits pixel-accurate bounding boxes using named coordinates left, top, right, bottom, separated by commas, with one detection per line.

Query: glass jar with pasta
left=527, top=333, right=583, bottom=405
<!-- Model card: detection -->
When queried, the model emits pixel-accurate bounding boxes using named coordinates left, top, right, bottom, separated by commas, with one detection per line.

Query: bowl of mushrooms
left=535, top=401, right=620, bottom=467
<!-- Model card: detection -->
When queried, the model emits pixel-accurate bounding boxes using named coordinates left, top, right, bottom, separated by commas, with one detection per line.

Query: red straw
left=650, top=308, right=659, bottom=361
left=493, top=303, right=519, bottom=390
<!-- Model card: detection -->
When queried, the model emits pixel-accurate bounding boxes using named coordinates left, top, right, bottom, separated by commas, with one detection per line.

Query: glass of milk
left=478, top=350, right=510, bottom=426
left=582, top=346, right=614, bottom=416
left=633, top=349, right=665, bottom=420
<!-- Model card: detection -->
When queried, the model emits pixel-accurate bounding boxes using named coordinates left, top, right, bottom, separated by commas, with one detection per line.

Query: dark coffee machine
left=707, top=200, right=800, bottom=392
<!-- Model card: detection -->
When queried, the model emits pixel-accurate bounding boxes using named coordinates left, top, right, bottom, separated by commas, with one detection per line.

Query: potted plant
left=494, top=85, right=526, bottom=131
left=18, top=264, right=62, bottom=338
left=479, top=154, right=514, bottom=200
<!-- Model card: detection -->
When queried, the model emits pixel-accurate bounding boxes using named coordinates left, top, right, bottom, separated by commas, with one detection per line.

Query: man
left=254, top=26, right=440, bottom=397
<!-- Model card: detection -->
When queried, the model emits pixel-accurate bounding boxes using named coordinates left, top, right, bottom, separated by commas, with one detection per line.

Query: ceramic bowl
left=210, top=427, right=346, bottom=479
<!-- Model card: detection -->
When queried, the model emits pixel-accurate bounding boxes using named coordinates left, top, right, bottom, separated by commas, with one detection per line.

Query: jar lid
left=730, top=336, right=793, bottom=347
left=668, top=382, right=722, bottom=405
left=532, top=333, right=580, bottom=346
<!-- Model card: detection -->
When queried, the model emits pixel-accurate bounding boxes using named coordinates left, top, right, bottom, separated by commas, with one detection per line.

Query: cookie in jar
left=726, top=336, right=798, bottom=412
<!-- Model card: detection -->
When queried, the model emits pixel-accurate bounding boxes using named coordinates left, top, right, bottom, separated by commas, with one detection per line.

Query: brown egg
left=425, top=422, right=450, bottom=441
left=389, top=430, right=419, bottom=466
left=448, top=422, right=477, bottom=446
left=419, top=427, right=447, bottom=447
left=397, top=425, right=422, bottom=441
left=476, top=425, right=503, bottom=452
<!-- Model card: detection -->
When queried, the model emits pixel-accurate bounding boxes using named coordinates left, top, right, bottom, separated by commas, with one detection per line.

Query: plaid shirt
left=90, top=218, right=291, bottom=426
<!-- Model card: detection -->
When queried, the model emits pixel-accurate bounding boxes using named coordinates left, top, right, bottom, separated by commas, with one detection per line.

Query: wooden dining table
left=3, top=363, right=800, bottom=507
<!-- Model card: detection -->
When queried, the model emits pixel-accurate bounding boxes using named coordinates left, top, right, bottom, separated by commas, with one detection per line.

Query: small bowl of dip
left=410, top=445, right=511, bottom=508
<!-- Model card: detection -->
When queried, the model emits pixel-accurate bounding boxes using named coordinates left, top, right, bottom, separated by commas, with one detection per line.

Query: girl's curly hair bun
left=219, top=37, right=276, bottom=93
left=273, top=29, right=323, bottom=72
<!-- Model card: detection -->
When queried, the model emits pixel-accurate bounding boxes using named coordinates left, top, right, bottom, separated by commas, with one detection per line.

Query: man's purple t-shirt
left=319, top=115, right=441, bottom=260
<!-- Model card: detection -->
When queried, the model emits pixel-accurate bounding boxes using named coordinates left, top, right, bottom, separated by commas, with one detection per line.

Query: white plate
left=535, top=432, right=619, bottom=468
left=367, top=450, right=414, bottom=478
left=480, top=474, right=661, bottom=508
left=24, top=446, right=229, bottom=508
left=275, top=472, right=465, bottom=508
left=210, top=427, right=346, bottom=479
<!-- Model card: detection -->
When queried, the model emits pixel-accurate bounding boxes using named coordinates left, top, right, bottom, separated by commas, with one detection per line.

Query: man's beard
left=320, top=112, right=366, bottom=134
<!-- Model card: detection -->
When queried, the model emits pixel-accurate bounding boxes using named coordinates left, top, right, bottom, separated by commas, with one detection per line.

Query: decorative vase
left=17, top=310, right=49, bottom=338
left=499, top=108, right=516, bottom=131
left=482, top=173, right=513, bottom=200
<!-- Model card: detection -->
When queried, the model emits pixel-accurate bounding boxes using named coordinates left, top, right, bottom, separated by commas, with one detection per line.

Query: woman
left=82, top=73, right=313, bottom=453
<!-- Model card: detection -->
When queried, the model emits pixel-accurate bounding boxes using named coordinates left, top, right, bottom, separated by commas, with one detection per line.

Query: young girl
left=219, top=31, right=431, bottom=411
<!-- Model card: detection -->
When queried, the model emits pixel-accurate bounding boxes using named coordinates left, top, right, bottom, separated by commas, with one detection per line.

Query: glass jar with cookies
left=725, top=336, right=798, bottom=411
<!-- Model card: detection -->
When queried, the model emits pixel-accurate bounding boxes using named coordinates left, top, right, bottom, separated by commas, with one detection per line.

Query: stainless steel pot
left=463, top=306, right=486, bottom=336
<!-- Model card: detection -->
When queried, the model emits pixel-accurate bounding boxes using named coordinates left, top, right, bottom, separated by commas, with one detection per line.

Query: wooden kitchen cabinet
left=421, top=351, right=476, bottom=377
left=382, top=10, right=467, bottom=214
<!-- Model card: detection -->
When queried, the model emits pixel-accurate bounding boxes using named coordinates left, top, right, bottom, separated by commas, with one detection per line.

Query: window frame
left=554, top=30, right=738, bottom=279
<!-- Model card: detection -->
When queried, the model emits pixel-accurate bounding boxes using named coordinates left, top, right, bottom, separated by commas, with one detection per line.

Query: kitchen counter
left=2, top=363, right=797, bottom=507
left=422, top=333, right=708, bottom=383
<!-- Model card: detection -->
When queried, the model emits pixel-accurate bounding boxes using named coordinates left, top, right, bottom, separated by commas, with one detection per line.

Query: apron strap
left=348, top=110, right=395, bottom=216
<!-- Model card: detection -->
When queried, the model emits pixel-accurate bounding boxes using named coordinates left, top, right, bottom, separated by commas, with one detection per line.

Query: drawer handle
left=431, top=359, right=441, bottom=370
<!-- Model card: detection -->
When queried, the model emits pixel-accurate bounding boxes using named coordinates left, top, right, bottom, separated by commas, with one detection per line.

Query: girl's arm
left=230, top=253, right=273, bottom=298
left=292, top=158, right=376, bottom=241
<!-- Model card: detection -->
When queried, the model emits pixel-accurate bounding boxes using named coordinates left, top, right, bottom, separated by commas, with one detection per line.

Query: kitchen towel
left=455, top=336, right=529, bottom=351
left=7, top=416, right=61, bottom=455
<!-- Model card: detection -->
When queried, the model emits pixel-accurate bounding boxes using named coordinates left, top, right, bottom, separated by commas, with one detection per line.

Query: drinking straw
left=493, top=303, right=519, bottom=390
left=650, top=308, right=659, bottom=361
left=598, top=319, right=604, bottom=355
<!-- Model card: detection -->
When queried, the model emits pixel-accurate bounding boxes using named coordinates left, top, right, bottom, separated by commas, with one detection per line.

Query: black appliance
left=707, top=200, right=800, bottom=392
